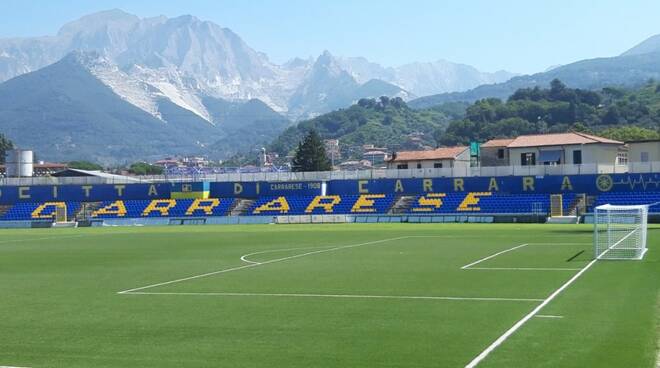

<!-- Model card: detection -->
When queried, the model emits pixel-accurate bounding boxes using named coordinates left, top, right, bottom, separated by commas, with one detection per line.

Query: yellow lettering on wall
left=31, top=202, right=65, bottom=219
left=454, top=178, right=464, bottom=191
left=19, top=186, right=30, bottom=199
left=488, top=178, right=499, bottom=192
left=457, top=192, right=492, bottom=211
left=522, top=177, right=535, bottom=191
left=305, top=195, right=341, bottom=213
left=92, top=201, right=127, bottom=217
left=561, top=176, right=573, bottom=191
left=412, top=193, right=446, bottom=212
left=351, top=194, right=385, bottom=213
left=114, top=185, right=125, bottom=196
left=186, top=198, right=220, bottom=215
left=142, top=199, right=177, bottom=216
left=358, top=180, right=369, bottom=194
left=234, top=183, right=243, bottom=195
left=148, top=184, right=158, bottom=196
left=394, top=179, right=404, bottom=193
left=81, top=185, right=93, bottom=198
left=253, top=197, right=290, bottom=214
left=423, top=179, right=433, bottom=192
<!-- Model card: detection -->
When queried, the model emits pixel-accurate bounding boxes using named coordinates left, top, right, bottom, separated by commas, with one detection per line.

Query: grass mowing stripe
left=464, top=258, right=598, bottom=368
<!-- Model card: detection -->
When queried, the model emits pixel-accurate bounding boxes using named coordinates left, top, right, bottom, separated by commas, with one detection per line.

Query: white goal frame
left=594, top=204, right=649, bottom=260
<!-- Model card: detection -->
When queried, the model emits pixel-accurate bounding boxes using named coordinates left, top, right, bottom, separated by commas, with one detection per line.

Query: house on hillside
left=481, top=132, right=624, bottom=167
left=626, top=139, right=660, bottom=164
left=387, top=146, right=470, bottom=170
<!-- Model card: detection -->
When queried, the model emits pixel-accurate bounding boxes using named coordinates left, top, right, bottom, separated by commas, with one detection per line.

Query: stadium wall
left=0, top=173, right=658, bottom=204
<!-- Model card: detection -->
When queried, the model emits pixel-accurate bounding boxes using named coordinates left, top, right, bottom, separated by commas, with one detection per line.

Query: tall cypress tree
left=0, top=133, right=14, bottom=164
left=292, top=129, right=332, bottom=172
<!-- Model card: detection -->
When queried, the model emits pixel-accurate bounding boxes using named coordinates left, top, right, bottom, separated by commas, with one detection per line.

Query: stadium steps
left=567, top=194, right=587, bottom=216
left=585, top=195, right=598, bottom=212
left=0, top=205, right=11, bottom=219
left=75, top=202, right=103, bottom=221
left=0, top=205, right=12, bottom=219
left=229, top=199, right=256, bottom=216
left=388, top=195, right=416, bottom=214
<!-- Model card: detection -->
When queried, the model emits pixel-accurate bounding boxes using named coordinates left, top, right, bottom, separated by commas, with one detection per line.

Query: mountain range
left=0, top=9, right=517, bottom=163
left=409, top=35, right=660, bottom=108
left=0, top=9, right=516, bottom=119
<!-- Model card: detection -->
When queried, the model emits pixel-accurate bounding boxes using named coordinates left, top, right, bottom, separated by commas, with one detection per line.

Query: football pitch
left=0, top=223, right=658, bottom=367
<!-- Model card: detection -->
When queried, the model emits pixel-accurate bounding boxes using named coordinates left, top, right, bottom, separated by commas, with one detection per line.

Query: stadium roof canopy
left=51, top=168, right=141, bottom=182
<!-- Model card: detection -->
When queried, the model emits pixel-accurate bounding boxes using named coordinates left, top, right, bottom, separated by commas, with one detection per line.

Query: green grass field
left=0, top=223, right=658, bottom=367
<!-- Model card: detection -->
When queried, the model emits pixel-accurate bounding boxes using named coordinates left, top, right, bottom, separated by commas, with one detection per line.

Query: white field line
left=122, top=291, right=544, bottom=302
left=0, top=234, right=87, bottom=245
left=463, top=258, right=598, bottom=368
left=467, top=267, right=581, bottom=271
left=461, top=244, right=529, bottom=269
left=240, top=246, right=332, bottom=265
left=118, top=236, right=412, bottom=294
left=528, top=243, right=590, bottom=245
left=534, top=315, right=564, bottom=319
left=0, top=366, right=31, bottom=368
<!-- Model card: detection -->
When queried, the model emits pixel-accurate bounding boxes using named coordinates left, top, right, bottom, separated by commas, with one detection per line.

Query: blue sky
left=1, top=0, right=659, bottom=74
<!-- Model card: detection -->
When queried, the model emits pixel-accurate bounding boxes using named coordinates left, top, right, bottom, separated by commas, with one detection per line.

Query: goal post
left=594, top=204, right=648, bottom=260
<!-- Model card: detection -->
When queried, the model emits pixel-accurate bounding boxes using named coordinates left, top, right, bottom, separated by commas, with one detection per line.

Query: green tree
left=291, top=129, right=331, bottom=172
left=68, top=160, right=103, bottom=170
left=598, top=126, right=660, bottom=142
left=128, top=162, right=164, bottom=175
left=0, top=133, right=14, bottom=164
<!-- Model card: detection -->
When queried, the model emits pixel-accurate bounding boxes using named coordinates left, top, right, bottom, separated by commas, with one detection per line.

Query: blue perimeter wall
left=0, top=173, right=659, bottom=204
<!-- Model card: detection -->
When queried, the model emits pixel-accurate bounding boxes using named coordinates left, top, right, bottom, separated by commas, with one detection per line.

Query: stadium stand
left=248, top=195, right=395, bottom=215
left=5, top=192, right=660, bottom=221
left=591, top=192, right=660, bottom=213
left=90, top=198, right=234, bottom=218
left=3, top=173, right=660, bottom=225
left=407, top=192, right=550, bottom=214
left=1, top=202, right=80, bottom=221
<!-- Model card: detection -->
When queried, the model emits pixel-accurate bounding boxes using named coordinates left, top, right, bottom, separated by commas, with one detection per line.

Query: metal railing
left=1, top=162, right=659, bottom=186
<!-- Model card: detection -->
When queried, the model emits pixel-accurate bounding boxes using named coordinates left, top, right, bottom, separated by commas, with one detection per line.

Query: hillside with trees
left=435, top=79, right=660, bottom=145
left=268, top=97, right=464, bottom=159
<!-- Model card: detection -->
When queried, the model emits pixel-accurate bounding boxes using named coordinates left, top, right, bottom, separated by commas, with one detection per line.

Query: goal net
left=594, top=204, right=648, bottom=260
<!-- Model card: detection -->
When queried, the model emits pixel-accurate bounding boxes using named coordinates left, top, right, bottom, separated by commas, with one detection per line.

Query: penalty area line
left=240, top=246, right=334, bottom=265
left=461, top=243, right=529, bottom=269
left=467, top=267, right=581, bottom=271
left=120, top=291, right=544, bottom=303
left=535, top=314, right=564, bottom=319
left=463, top=257, right=598, bottom=368
left=118, top=236, right=411, bottom=294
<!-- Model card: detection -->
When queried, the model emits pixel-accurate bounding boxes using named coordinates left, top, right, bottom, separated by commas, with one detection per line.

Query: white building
left=626, top=139, right=660, bottom=163
left=387, top=146, right=470, bottom=170
left=483, top=132, right=623, bottom=166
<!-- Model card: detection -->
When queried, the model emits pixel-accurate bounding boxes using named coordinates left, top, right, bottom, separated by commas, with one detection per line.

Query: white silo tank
left=6, top=149, right=33, bottom=177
